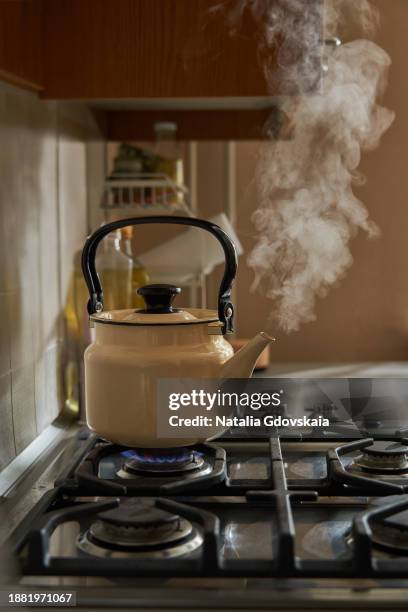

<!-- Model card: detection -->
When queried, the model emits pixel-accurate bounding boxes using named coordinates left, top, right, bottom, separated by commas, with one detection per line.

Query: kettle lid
left=90, top=284, right=218, bottom=326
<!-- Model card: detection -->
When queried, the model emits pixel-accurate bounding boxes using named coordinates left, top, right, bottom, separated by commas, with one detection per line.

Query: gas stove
left=4, top=427, right=408, bottom=609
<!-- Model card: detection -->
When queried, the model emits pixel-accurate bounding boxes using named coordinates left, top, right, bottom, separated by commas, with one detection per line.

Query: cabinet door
left=42, top=0, right=321, bottom=100
left=0, top=0, right=43, bottom=91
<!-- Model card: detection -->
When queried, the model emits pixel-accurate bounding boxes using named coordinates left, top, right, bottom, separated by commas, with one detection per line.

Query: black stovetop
left=9, top=430, right=408, bottom=586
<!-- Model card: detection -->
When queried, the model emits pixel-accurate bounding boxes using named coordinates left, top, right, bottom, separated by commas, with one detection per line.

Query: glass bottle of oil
left=153, top=122, right=184, bottom=205
left=121, top=225, right=150, bottom=308
left=95, top=229, right=133, bottom=311
left=63, top=229, right=132, bottom=418
left=63, top=250, right=91, bottom=418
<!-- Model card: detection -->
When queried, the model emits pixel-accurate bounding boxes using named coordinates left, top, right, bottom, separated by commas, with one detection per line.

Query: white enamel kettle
left=82, top=216, right=273, bottom=448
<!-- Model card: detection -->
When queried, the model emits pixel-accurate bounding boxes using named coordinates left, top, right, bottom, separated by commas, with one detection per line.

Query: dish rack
left=101, top=173, right=191, bottom=216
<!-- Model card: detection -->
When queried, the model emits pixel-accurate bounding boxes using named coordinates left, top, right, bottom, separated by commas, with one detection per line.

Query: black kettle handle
left=81, top=216, right=238, bottom=334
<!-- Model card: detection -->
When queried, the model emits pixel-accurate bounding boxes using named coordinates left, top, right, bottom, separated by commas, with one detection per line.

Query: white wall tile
left=0, top=294, right=11, bottom=377
left=58, top=138, right=88, bottom=308
left=0, top=372, right=15, bottom=469
left=7, top=289, right=35, bottom=371
left=36, top=344, right=61, bottom=433
left=0, top=81, right=105, bottom=460
left=11, top=363, right=36, bottom=454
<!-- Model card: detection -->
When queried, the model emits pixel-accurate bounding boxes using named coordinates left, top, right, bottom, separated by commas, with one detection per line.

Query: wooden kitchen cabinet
left=0, top=0, right=43, bottom=92
left=42, top=0, right=272, bottom=100
left=0, top=0, right=321, bottom=139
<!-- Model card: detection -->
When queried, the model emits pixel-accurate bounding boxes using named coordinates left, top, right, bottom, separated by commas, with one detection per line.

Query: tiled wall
left=0, top=81, right=104, bottom=469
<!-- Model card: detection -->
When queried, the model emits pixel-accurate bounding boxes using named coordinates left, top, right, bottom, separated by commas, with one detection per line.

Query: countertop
left=256, top=362, right=408, bottom=378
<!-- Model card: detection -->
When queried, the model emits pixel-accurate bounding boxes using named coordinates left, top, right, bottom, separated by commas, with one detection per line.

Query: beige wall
left=233, top=0, right=408, bottom=363
left=0, top=81, right=104, bottom=470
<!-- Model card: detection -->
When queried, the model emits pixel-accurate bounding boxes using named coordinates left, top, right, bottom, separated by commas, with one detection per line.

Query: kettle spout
left=221, top=332, right=275, bottom=378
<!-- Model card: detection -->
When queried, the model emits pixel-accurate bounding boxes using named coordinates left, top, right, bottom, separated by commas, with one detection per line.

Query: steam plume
left=225, top=0, right=395, bottom=332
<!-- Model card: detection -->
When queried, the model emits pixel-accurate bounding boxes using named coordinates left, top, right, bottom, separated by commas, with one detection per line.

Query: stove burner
left=352, top=440, right=408, bottom=474
left=370, top=508, right=408, bottom=555
left=329, top=438, right=408, bottom=494
left=118, top=447, right=205, bottom=477
left=346, top=496, right=408, bottom=556
left=77, top=499, right=203, bottom=559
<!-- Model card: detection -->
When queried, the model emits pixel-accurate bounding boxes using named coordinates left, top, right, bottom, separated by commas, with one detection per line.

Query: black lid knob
left=137, top=284, right=181, bottom=313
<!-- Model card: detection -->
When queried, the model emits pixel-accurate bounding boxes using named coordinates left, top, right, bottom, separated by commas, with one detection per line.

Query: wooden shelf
left=106, top=108, right=279, bottom=141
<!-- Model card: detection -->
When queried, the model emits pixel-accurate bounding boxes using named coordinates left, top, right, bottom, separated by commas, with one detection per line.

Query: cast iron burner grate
left=76, top=499, right=203, bottom=559
left=344, top=495, right=408, bottom=558
left=11, top=437, right=408, bottom=578
left=326, top=438, right=408, bottom=493
left=55, top=437, right=226, bottom=495
left=119, top=448, right=205, bottom=476
left=54, top=429, right=408, bottom=498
